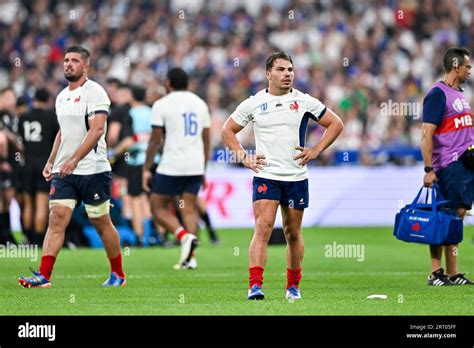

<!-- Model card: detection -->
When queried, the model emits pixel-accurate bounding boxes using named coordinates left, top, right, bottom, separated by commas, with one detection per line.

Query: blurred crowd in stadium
left=1, top=0, right=474, bottom=245
left=1, top=0, right=473, bottom=165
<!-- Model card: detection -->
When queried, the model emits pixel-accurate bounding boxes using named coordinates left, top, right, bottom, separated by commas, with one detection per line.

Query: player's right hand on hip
left=423, top=171, right=437, bottom=187
left=142, top=170, right=152, bottom=193
left=43, top=162, right=53, bottom=181
left=243, top=154, right=266, bottom=173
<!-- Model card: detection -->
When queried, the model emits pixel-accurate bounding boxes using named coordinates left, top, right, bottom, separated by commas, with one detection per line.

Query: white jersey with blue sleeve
left=53, top=79, right=111, bottom=175
left=231, top=88, right=326, bottom=181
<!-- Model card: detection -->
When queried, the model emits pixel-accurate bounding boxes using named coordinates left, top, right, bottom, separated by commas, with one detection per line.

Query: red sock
left=109, top=254, right=125, bottom=278
left=287, top=268, right=302, bottom=289
left=249, top=266, right=264, bottom=288
left=39, top=255, right=56, bottom=281
left=174, top=227, right=188, bottom=241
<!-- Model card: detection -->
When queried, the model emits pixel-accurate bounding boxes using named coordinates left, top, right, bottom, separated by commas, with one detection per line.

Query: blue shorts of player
left=436, top=160, right=474, bottom=210
left=252, top=177, right=309, bottom=209
left=151, top=173, right=202, bottom=196
left=49, top=171, right=111, bottom=206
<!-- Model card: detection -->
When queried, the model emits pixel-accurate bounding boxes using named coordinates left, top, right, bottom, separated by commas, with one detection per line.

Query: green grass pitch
left=1, top=227, right=473, bottom=315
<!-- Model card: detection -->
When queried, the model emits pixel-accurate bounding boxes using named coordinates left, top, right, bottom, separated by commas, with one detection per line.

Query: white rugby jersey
left=151, top=91, right=211, bottom=176
left=53, top=79, right=111, bottom=175
left=231, top=88, right=326, bottom=181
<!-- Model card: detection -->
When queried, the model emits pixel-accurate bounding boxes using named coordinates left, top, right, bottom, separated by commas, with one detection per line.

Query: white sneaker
left=178, top=233, right=198, bottom=266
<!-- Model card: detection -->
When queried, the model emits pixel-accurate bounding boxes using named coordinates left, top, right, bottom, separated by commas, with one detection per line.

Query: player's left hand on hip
left=294, top=146, right=318, bottom=166
left=59, top=157, right=78, bottom=177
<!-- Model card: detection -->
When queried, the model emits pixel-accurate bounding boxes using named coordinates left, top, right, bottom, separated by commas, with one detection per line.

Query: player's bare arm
left=421, top=123, right=438, bottom=187
left=202, top=127, right=210, bottom=187
left=58, top=113, right=107, bottom=177
left=106, top=122, right=122, bottom=147
left=221, top=117, right=266, bottom=173
left=202, top=127, right=210, bottom=168
left=294, top=108, right=344, bottom=166
left=2, top=127, right=24, bottom=154
left=43, top=130, right=62, bottom=181
left=110, top=135, right=134, bottom=157
left=142, top=127, right=163, bottom=192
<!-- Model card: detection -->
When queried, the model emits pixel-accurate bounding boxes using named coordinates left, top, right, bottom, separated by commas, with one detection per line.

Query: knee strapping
left=85, top=200, right=110, bottom=218
left=49, top=199, right=76, bottom=210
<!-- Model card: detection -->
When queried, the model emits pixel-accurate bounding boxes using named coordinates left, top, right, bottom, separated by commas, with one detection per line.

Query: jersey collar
left=265, top=88, right=293, bottom=96
left=440, top=80, right=464, bottom=92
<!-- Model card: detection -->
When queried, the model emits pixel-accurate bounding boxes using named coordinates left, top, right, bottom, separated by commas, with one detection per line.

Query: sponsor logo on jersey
left=93, top=193, right=100, bottom=200
left=257, top=183, right=267, bottom=194
left=435, top=112, right=473, bottom=134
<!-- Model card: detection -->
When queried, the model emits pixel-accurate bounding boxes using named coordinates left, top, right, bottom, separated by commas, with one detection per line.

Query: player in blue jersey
left=109, top=85, right=159, bottom=246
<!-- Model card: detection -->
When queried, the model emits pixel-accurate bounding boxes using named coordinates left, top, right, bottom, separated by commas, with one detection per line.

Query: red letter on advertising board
left=202, top=181, right=234, bottom=218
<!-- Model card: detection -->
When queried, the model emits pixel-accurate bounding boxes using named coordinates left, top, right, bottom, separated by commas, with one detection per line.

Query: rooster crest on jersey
left=290, top=101, right=299, bottom=111
left=230, top=88, right=326, bottom=181
left=53, top=79, right=111, bottom=175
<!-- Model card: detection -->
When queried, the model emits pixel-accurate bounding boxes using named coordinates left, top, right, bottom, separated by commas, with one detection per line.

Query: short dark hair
left=167, top=68, right=188, bottom=90
left=130, top=85, right=146, bottom=102
left=16, top=96, right=28, bottom=107
left=66, top=45, right=91, bottom=64
left=442, top=47, right=471, bottom=72
left=34, top=88, right=50, bottom=102
left=266, top=51, right=293, bottom=71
